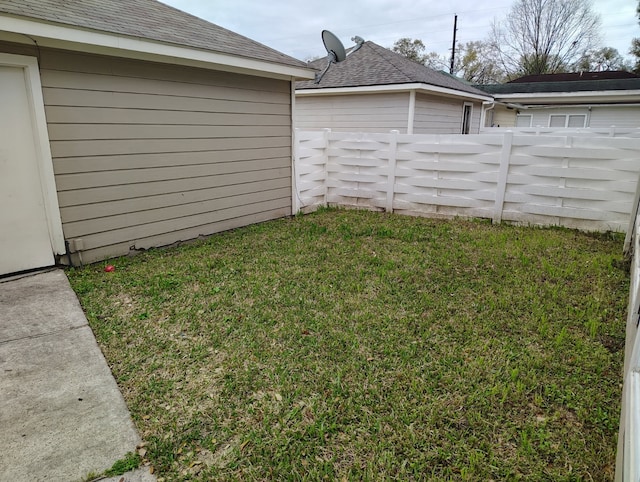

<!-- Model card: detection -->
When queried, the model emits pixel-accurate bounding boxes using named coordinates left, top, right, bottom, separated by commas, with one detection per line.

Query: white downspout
left=481, top=101, right=495, bottom=128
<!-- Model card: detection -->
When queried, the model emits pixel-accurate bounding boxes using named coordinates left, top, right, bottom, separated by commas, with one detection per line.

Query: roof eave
left=492, top=90, right=640, bottom=104
left=0, top=15, right=315, bottom=81
left=296, top=82, right=493, bottom=101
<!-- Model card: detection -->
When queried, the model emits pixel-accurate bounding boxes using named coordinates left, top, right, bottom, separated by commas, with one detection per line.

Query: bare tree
left=490, top=0, right=601, bottom=77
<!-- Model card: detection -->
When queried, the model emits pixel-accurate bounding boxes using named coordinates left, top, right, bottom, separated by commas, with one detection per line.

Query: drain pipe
left=64, top=240, right=74, bottom=268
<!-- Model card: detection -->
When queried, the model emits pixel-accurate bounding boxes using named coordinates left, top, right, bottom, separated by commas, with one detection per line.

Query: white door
left=0, top=65, right=55, bottom=275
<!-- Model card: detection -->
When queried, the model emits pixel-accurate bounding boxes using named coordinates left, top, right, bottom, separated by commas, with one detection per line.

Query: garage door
left=0, top=64, right=55, bottom=275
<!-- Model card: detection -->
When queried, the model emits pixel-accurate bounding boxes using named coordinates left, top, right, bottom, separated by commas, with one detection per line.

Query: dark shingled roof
left=296, top=41, right=490, bottom=97
left=508, top=71, right=639, bottom=83
left=0, top=0, right=307, bottom=68
left=479, top=77, right=640, bottom=95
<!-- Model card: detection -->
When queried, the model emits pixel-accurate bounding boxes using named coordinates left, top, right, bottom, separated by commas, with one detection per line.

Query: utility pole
left=449, top=14, right=457, bottom=74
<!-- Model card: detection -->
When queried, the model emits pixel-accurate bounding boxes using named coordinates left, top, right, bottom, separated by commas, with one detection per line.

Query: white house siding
left=524, top=107, right=590, bottom=127
left=295, top=92, right=409, bottom=132
left=490, top=105, right=516, bottom=127
left=0, top=41, right=293, bottom=264
left=487, top=104, right=640, bottom=129
left=413, top=93, right=482, bottom=134
left=587, top=106, right=640, bottom=128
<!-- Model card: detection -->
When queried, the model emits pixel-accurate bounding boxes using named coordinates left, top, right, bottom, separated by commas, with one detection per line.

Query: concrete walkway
left=0, top=269, right=154, bottom=482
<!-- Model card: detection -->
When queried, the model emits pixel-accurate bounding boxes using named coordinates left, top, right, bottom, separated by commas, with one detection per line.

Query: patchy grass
left=68, top=209, right=628, bottom=481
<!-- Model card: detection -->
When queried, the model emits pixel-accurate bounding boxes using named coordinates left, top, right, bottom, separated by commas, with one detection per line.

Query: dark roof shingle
left=0, top=0, right=307, bottom=68
left=508, top=71, right=639, bottom=83
left=296, top=41, right=489, bottom=97
left=479, top=77, right=640, bottom=95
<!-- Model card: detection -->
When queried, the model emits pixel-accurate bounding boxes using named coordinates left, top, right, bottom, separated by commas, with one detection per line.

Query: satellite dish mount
left=314, top=30, right=347, bottom=84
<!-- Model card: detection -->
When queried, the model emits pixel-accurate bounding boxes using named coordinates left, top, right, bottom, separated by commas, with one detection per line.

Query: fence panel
left=481, top=127, right=640, bottom=138
left=294, top=129, right=640, bottom=233
left=392, top=134, right=500, bottom=218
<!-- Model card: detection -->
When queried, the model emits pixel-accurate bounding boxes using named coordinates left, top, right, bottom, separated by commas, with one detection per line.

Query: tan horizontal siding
left=43, top=87, right=291, bottom=114
left=75, top=206, right=291, bottom=265
left=57, top=168, right=290, bottom=207
left=45, top=107, right=290, bottom=126
left=48, top=124, right=291, bottom=141
left=41, top=70, right=290, bottom=104
left=55, top=158, right=290, bottom=190
left=73, top=196, right=291, bottom=251
left=60, top=177, right=291, bottom=223
left=50, top=136, right=291, bottom=158
left=4, top=45, right=295, bottom=261
left=64, top=187, right=291, bottom=239
left=53, top=147, right=291, bottom=174
left=39, top=48, right=290, bottom=94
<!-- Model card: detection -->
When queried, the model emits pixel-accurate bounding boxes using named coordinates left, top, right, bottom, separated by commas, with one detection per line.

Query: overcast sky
left=161, top=0, right=638, bottom=64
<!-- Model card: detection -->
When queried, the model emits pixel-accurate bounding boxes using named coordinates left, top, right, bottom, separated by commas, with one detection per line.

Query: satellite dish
left=314, top=30, right=346, bottom=84
left=322, top=30, right=346, bottom=62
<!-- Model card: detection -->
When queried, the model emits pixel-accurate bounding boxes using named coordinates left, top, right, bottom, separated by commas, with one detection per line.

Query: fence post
left=624, top=171, right=640, bottom=257
left=322, top=128, right=331, bottom=207
left=386, top=130, right=399, bottom=213
left=493, top=130, right=513, bottom=224
left=292, top=128, right=300, bottom=213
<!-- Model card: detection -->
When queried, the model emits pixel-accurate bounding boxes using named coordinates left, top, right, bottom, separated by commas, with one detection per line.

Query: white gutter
left=296, top=82, right=493, bottom=102
left=513, top=102, right=640, bottom=109
left=0, top=16, right=315, bottom=81
left=493, top=90, right=640, bottom=104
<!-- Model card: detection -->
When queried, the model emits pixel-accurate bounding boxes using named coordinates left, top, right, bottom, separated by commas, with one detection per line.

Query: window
left=515, top=114, right=532, bottom=127
left=548, top=114, right=587, bottom=128
left=549, top=115, right=566, bottom=127
left=461, top=103, right=473, bottom=134
left=568, top=115, right=586, bottom=128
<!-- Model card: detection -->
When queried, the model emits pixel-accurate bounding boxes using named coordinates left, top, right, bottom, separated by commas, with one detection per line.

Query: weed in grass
left=68, top=209, right=628, bottom=481
left=103, top=452, right=141, bottom=477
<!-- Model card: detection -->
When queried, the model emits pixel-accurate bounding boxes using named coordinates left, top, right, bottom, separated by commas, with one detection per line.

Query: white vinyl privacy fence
left=481, top=127, right=640, bottom=138
left=618, top=183, right=640, bottom=481
left=294, top=129, right=640, bottom=233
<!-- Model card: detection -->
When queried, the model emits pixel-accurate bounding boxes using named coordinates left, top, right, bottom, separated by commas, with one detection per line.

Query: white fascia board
left=296, top=82, right=493, bottom=102
left=494, top=90, right=640, bottom=104
left=0, top=15, right=315, bottom=81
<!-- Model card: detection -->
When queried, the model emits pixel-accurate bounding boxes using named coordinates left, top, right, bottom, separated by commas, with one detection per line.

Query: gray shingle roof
left=479, top=78, right=640, bottom=95
left=296, top=41, right=490, bottom=97
left=0, top=0, right=307, bottom=68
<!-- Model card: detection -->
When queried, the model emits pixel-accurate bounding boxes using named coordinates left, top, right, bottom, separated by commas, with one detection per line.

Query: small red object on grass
left=104, top=265, right=115, bottom=272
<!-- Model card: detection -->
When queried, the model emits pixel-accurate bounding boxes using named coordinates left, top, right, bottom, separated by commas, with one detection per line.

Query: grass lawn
left=68, top=209, right=629, bottom=481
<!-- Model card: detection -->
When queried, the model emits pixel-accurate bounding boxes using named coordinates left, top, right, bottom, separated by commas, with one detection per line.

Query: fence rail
left=480, top=127, right=640, bottom=138
left=295, top=129, right=640, bottom=233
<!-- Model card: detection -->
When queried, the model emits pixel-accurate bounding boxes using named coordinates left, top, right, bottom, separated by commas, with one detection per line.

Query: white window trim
left=461, top=102, right=473, bottom=134
left=0, top=53, right=65, bottom=256
left=548, top=114, right=587, bottom=128
left=515, top=114, right=533, bottom=127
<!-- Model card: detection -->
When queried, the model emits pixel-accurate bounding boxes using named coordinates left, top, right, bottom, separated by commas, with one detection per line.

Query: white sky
left=161, top=0, right=638, bottom=64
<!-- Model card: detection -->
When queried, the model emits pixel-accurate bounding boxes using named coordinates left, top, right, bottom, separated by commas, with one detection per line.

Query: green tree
left=632, top=1, right=640, bottom=73
left=455, top=41, right=506, bottom=84
left=393, top=38, right=506, bottom=84
left=490, top=0, right=601, bottom=77
left=391, top=38, right=429, bottom=64
left=575, top=47, right=630, bottom=71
